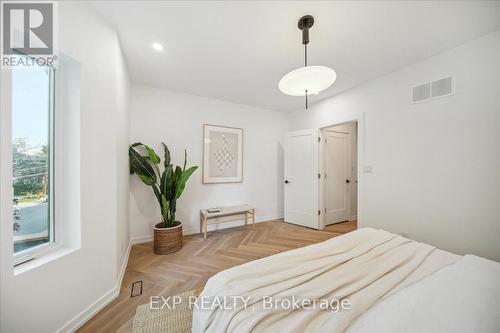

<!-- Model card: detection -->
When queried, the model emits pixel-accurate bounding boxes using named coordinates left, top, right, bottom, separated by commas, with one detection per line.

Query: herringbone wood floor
left=78, top=219, right=356, bottom=333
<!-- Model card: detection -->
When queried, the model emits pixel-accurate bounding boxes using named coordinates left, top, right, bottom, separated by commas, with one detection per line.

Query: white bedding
left=192, top=228, right=500, bottom=333
left=347, top=254, right=500, bottom=333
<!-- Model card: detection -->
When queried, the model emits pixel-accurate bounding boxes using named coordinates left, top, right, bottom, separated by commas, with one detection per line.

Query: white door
left=324, top=131, right=350, bottom=224
left=284, top=129, right=319, bottom=229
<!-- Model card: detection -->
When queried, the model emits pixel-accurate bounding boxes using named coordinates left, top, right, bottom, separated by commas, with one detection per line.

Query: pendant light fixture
left=279, top=15, right=336, bottom=109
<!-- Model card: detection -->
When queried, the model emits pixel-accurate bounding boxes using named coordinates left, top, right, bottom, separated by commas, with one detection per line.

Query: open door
left=284, top=129, right=319, bottom=229
left=324, top=130, right=350, bottom=224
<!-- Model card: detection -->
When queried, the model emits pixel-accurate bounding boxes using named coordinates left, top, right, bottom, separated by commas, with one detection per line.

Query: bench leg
left=245, top=211, right=248, bottom=227
left=204, top=217, right=207, bottom=240
left=252, top=209, right=255, bottom=229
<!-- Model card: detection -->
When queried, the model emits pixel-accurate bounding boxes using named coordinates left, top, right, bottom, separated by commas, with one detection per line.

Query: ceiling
left=92, top=1, right=500, bottom=111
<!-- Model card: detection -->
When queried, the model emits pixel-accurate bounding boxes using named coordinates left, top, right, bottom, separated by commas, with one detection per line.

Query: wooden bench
left=200, top=205, right=255, bottom=239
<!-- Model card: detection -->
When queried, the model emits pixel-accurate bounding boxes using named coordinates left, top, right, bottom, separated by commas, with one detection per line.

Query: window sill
left=14, top=245, right=79, bottom=276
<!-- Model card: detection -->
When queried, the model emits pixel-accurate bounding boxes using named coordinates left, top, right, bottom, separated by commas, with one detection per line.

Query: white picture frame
left=203, top=124, right=243, bottom=183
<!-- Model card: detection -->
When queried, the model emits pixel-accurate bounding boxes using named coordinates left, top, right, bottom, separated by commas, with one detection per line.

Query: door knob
left=285, top=180, right=291, bottom=184
left=346, top=179, right=351, bottom=183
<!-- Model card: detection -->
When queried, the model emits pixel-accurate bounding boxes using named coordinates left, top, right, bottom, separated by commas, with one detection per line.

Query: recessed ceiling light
left=152, top=43, right=163, bottom=51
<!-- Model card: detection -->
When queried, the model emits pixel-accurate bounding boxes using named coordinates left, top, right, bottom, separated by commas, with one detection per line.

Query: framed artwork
left=203, top=124, right=243, bottom=183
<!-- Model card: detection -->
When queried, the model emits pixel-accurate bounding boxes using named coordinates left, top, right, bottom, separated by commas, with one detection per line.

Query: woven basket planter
left=153, top=222, right=183, bottom=255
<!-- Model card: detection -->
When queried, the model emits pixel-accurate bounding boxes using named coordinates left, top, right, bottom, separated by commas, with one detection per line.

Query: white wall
left=289, top=31, right=500, bottom=261
left=114, top=39, right=131, bottom=280
left=129, top=85, right=287, bottom=238
left=0, top=2, right=130, bottom=332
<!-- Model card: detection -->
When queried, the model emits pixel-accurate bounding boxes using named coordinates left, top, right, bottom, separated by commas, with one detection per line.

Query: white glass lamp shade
left=279, top=65, right=336, bottom=96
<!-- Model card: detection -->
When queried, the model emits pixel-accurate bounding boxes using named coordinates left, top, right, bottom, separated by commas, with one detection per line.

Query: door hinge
left=318, top=210, right=321, bottom=215
left=318, top=137, right=321, bottom=142
left=318, top=173, right=321, bottom=179
left=325, top=208, right=327, bottom=213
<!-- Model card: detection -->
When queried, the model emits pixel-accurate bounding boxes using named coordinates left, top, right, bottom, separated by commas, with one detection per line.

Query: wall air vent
left=412, top=83, right=431, bottom=102
left=412, top=76, right=453, bottom=103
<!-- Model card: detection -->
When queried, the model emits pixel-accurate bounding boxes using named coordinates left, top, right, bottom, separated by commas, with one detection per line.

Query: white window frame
left=11, top=54, right=63, bottom=265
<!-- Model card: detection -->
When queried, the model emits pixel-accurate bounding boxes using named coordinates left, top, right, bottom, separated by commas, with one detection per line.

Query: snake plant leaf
left=167, top=166, right=182, bottom=199
left=129, top=142, right=142, bottom=174
left=183, top=149, right=187, bottom=171
left=174, top=166, right=182, bottom=184
left=175, top=165, right=182, bottom=176
left=161, top=194, right=169, bottom=216
left=144, top=145, right=160, bottom=164
left=152, top=184, right=161, bottom=205
left=129, top=160, right=135, bottom=175
left=161, top=142, right=171, bottom=168
left=137, top=174, right=154, bottom=186
left=130, top=142, right=159, bottom=165
left=129, top=146, right=156, bottom=186
left=169, top=196, right=177, bottom=222
left=137, top=173, right=155, bottom=186
left=175, top=166, right=198, bottom=199
left=160, top=165, right=174, bottom=197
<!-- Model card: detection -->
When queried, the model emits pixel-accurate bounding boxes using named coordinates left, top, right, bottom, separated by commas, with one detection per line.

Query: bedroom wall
left=0, top=2, right=130, bottom=332
left=114, top=41, right=131, bottom=282
left=129, top=85, right=287, bottom=239
left=289, top=30, right=500, bottom=261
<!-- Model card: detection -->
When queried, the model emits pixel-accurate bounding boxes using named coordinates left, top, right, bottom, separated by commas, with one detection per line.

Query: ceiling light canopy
left=279, top=15, right=336, bottom=109
left=152, top=42, right=163, bottom=51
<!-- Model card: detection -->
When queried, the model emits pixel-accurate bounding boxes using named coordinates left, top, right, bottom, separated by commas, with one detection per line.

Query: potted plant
left=129, top=142, right=198, bottom=254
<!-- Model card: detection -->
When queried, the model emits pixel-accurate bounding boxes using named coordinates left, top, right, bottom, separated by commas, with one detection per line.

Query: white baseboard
left=57, top=237, right=134, bottom=333
left=56, top=286, right=119, bottom=333
left=117, top=239, right=133, bottom=290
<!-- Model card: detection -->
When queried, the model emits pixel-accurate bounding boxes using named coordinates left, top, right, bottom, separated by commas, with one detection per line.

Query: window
left=12, top=56, right=55, bottom=257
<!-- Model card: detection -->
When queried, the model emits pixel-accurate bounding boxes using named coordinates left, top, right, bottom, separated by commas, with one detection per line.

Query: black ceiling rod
left=304, top=43, right=308, bottom=67
left=298, top=15, right=314, bottom=110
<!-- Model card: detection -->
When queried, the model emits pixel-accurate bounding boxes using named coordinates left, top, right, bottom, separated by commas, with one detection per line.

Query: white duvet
left=192, top=228, right=500, bottom=333
left=347, top=254, right=500, bottom=333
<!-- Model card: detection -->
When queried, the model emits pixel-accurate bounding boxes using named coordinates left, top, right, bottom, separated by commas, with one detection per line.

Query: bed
left=192, top=228, right=500, bottom=333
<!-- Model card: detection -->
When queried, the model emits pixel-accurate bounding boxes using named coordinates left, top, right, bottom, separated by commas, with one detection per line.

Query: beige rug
left=132, top=289, right=196, bottom=333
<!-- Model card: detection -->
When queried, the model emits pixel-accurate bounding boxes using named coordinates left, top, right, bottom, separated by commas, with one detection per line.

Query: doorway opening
left=321, top=121, right=358, bottom=226
left=283, top=116, right=363, bottom=231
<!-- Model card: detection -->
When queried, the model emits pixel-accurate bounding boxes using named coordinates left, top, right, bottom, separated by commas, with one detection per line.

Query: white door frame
left=318, top=113, right=365, bottom=230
